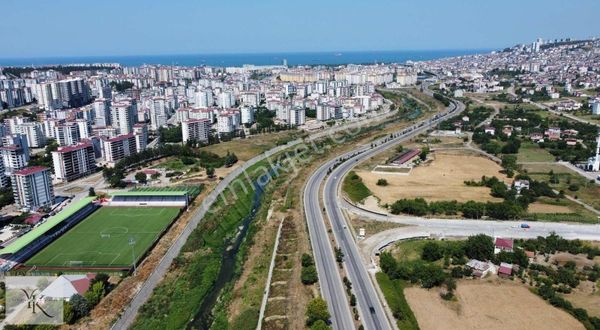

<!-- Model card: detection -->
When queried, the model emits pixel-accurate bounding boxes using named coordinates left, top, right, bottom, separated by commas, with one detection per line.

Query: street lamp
left=129, top=236, right=137, bottom=275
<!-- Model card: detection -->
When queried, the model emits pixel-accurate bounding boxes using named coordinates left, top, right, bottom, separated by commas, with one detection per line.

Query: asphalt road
left=305, top=97, right=465, bottom=330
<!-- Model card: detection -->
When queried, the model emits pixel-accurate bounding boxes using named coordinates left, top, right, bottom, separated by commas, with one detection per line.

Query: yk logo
left=21, top=288, right=55, bottom=319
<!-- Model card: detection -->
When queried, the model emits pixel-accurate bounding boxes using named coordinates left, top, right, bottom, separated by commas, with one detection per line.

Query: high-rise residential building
left=289, top=107, right=306, bottom=126
left=111, top=101, right=135, bottom=134
left=182, top=119, right=211, bottom=144
left=14, top=122, right=46, bottom=148
left=218, top=91, right=235, bottom=108
left=0, top=160, right=7, bottom=188
left=76, top=119, right=91, bottom=140
left=101, top=133, right=137, bottom=165
left=1, top=134, right=30, bottom=174
left=195, top=89, right=213, bottom=108
left=240, top=106, right=255, bottom=124
left=12, top=166, right=54, bottom=211
left=33, top=78, right=91, bottom=110
left=94, top=98, right=112, bottom=127
left=54, top=122, right=80, bottom=146
left=51, top=142, right=97, bottom=182
left=133, top=124, right=148, bottom=153
left=217, top=113, right=234, bottom=134
left=149, top=97, right=167, bottom=130
left=592, top=100, right=600, bottom=116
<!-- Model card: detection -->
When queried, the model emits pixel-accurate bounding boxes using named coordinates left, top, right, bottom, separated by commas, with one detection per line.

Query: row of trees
left=103, top=144, right=231, bottom=187
left=389, top=197, right=525, bottom=220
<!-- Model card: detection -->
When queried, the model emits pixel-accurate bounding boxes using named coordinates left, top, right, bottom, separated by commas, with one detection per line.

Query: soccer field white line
left=39, top=251, right=123, bottom=266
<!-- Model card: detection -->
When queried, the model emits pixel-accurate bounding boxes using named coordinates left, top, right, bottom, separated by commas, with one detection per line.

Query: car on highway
left=520, top=223, right=531, bottom=229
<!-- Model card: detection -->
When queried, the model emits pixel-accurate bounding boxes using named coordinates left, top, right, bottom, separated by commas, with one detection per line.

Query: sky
left=1, top=0, right=599, bottom=58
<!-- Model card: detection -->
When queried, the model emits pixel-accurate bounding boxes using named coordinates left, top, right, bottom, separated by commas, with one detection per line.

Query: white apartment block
left=217, top=114, right=234, bottom=134
left=289, top=107, right=306, bottom=126
left=14, top=122, right=46, bottom=148
left=101, top=133, right=137, bottom=165
left=54, top=122, right=80, bottom=146
left=133, top=124, right=148, bottom=153
left=241, top=106, right=255, bottom=124
left=1, top=134, right=30, bottom=174
left=111, top=101, right=135, bottom=134
left=12, top=166, right=54, bottom=211
left=51, top=142, right=97, bottom=182
left=149, top=97, right=167, bottom=130
left=182, top=119, right=211, bottom=144
left=94, top=98, right=112, bottom=127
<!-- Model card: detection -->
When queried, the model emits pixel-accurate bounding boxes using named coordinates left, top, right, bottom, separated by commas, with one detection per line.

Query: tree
left=376, top=179, right=388, bottom=186
left=135, top=172, right=147, bottom=184
left=69, top=294, right=90, bottom=320
left=63, top=301, right=75, bottom=324
left=224, top=151, right=238, bottom=167
left=306, top=298, right=330, bottom=326
left=206, top=167, right=215, bottom=178
left=84, top=281, right=105, bottom=306
left=419, top=147, right=430, bottom=161
left=501, top=155, right=518, bottom=173
left=464, top=234, right=494, bottom=261
left=301, top=265, right=318, bottom=285
left=422, top=241, right=443, bottom=262
left=310, top=320, right=331, bottom=330
left=334, top=247, right=344, bottom=263
left=301, top=253, right=314, bottom=267
left=88, top=187, right=96, bottom=197
left=379, top=251, right=398, bottom=277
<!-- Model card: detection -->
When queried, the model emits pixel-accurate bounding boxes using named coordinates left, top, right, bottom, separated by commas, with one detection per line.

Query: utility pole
left=129, top=237, right=137, bottom=275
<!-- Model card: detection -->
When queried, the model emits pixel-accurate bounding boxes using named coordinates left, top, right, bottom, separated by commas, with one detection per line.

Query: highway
left=304, top=95, right=465, bottom=330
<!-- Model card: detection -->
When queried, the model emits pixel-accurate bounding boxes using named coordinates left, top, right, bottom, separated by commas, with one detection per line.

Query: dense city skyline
left=1, top=0, right=600, bottom=58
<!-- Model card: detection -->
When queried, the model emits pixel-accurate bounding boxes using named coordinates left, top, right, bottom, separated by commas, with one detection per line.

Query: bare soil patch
left=405, top=280, right=584, bottom=330
left=528, top=202, right=574, bottom=214
left=356, top=151, right=510, bottom=204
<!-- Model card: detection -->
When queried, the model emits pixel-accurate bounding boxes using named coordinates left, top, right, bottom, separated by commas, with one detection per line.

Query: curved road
left=305, top=96, right=465, bottom=330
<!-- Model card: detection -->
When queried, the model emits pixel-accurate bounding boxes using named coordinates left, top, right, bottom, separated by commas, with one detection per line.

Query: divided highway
left=304, top=96, right=465, bottom=330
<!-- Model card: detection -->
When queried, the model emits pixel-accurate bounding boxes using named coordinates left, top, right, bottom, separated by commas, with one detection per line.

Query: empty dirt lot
left=405, top=280, right=584, bottom=330
left=356, top=151, right=510, bottom=204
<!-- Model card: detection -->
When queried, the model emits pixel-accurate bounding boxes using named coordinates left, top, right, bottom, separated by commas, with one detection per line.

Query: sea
left=0, top=49, right=491, bottom=68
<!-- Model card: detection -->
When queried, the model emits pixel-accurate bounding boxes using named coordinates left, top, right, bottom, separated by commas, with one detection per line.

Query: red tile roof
left=14, top=166, right=48, bottom=176
left=495, top=238, right=514, bottom=250
left=56, top=142, right=92, bottom=153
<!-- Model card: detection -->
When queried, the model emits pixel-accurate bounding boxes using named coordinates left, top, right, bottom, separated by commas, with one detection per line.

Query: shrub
left=376, top=178, right=388, bottom=186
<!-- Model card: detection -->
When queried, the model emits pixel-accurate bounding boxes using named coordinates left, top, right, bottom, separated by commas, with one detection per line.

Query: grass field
left=517, top=142, right=555, bottom=163
left=405, top=280, right=584, bottom=330
left=342, top=171, right=372, bottom=203
left=25, top=207, right=180, bottom=268
left=357, top=151, right=510, bottom=204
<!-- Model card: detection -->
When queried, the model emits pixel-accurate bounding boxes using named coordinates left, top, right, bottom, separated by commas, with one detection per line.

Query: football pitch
left=25, top=207, right=180, bottom=269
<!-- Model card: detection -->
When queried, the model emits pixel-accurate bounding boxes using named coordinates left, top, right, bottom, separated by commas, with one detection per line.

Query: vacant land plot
left=202, top=132, right=300, bottom=161
left=26, top=207, right=180, bottom=268
left=523, top=163, right=600, bottom=210
left=405, top=281, right=584, bottom=330
left=517, top=142, right=555, bottom=163
left=528, top=202, right=573, bottom=214
left=356, top=152, right=510, bottom=204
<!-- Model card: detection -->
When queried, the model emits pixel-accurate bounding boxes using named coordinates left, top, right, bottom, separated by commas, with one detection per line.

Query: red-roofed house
left=498, top=262, right=513, bottom=277
left=494, top=237, right=514, bottom=254
left=40, top=274, right=96, bottom=301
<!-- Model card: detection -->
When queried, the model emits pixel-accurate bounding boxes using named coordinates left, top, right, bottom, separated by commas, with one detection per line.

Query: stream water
left=187, top=172, right=271, bottom=330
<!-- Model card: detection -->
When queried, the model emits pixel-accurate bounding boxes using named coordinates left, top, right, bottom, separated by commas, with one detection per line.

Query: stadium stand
left=0, top=196, right=99, bottom=270
left=109, top=191, right=188, bottom=207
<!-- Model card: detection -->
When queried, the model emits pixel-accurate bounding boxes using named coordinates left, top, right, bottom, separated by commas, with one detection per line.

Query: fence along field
left=24, top=207, right=180, bottom=271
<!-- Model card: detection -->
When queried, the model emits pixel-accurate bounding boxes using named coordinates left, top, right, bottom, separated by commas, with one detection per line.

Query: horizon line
left=0, top=47, right=499, bottom=61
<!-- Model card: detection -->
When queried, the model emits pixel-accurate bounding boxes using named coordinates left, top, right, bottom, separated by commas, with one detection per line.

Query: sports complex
left=0, top=188, right=195, bottom=273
